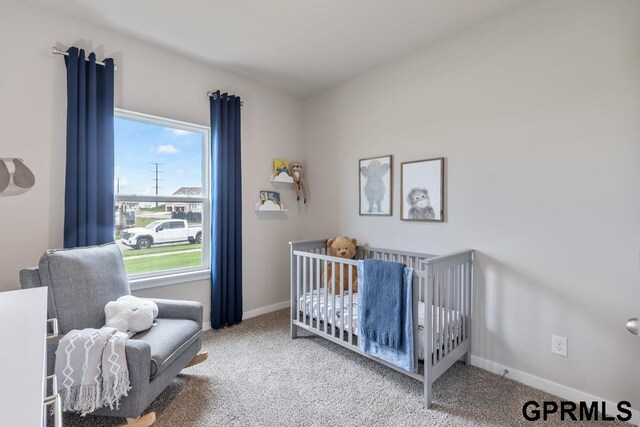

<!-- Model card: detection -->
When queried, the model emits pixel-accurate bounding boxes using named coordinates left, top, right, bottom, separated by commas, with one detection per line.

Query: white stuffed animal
left=105, top=295, right=159, bottom=334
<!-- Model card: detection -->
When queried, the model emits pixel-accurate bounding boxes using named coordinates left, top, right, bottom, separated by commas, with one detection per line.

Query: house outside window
left=114, top=109, right=210, bottom=286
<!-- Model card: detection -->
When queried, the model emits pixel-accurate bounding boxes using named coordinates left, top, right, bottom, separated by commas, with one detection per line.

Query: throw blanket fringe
left=102, top=371, right=130, bottom=410
left=56, top=327, right=130, bottom=416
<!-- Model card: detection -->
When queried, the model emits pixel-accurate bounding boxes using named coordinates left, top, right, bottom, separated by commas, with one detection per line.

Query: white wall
left=0, top=0, right=305, bottom=320
left=303, top=0, right=640, bottom=411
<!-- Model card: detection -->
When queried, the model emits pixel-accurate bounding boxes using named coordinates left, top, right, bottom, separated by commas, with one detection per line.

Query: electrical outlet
left=551, top=335, right=567, bottom=357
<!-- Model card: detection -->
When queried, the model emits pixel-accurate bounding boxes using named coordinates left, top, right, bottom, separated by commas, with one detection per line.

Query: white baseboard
left=243, top=300, right=290, bottom=320
left=201, top=300, right=290, bottom=332
left=471, top=355, right=639, bottom=424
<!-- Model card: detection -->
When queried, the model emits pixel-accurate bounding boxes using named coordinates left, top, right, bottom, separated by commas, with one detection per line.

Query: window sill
left=129, top=269, right=210, bottom=291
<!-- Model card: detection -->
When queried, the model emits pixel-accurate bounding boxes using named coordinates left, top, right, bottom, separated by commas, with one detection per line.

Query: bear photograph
left=359, top=155, right=392, bottom=216
left=401, top=157, right=444, bottom=222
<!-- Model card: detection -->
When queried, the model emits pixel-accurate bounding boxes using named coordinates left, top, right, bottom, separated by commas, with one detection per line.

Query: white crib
left=289, top=239, right=474, bottom=408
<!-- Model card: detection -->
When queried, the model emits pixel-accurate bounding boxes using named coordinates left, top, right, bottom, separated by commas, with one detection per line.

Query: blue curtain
left=63, top=47, right=115, bottom=248
left=210, top=91, right=243, bottom=329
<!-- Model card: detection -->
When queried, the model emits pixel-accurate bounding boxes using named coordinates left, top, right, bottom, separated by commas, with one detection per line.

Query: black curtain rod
left=207, top=91, right=244, bottom=106
left=52, top=46, right=118, bottom=71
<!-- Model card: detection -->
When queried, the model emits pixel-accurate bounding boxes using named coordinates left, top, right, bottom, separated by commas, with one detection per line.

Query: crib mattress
left=298, top=288, right=463, bottom=360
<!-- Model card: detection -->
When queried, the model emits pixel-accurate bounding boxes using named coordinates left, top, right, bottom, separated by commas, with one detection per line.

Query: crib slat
left=309, top=255, right=314, bottom=328
left=339, top=262, right=345, bottom=341
left=448, top=267, right=453, bottom=353
left=348, top=263, right=353, bottom=345
left=324, top=259, right=329, bottom=335
left=303, top=256, right=309, bottom=325
left=433, top=271, right=437, bottom=362
left=460, top=263, right=467, bottom=341
left=432, top=273, right=441, bottom=363
left=460, top=263, right=465, bottom=341
left=454, top=265, right=458, bottom=348
left=438, top=270, right=444, bottom=361
left=457, top=264, right=462, bottom=346
left=332, top=261, right=337, bottom=336
left=451, top=266, right=456, bottom=350
left=445, top=268, right=451, bottom=356
left=426, top=270, right=434, bottom=368
left=465, top=261, right=471, bottom=340
left=434, top=271, right=440, bottom=362
left=446, top=267, right=451, bottom=355
left=462, top=262, right=467, bottom=340
left=316, top=257, right=321, bottom=330
left=454, top=264, right=459, bottom=347
left=441, top=270, right=446, bottom=358
left=447, top=268, right=452, bottom=353
left=296, top=255, right=301, bottom=323
left=418, top=259, right=423, bottom=304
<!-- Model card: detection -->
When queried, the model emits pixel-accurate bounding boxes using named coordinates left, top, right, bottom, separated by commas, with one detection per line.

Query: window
left=114, top=109, right=210, bottom=285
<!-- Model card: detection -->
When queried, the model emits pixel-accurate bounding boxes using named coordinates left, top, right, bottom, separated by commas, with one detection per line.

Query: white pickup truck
left=121, top=219, right=202, bottom=249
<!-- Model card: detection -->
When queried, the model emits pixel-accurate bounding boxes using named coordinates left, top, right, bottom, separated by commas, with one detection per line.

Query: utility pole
left=116, top=177, right=120, bottom=194
left=150, top=162, right=163, bottom=207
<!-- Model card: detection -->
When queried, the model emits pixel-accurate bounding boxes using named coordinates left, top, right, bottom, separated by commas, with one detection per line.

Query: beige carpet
left=58, top=309, right=629, bottom=426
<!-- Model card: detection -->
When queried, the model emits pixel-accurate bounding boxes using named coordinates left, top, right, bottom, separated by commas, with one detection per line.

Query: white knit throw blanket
left=55, top=327, right=131, bottom=416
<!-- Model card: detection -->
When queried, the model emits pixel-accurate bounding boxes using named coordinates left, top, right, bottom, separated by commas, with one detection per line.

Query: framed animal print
left=401, top=157, right=444, bottom=222
left=359, top=155, right=392, bottom=216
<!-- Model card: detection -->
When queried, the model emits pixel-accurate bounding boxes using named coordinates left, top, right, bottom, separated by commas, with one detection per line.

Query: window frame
left=114, top=108, right=211, bottom=290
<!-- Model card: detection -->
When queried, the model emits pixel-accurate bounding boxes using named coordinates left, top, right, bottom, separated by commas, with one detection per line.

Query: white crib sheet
left=298, top=288, right=463, bottom=360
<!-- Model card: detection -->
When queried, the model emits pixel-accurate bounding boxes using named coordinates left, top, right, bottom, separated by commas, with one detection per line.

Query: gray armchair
left=20, top=243, right=207, bottom=426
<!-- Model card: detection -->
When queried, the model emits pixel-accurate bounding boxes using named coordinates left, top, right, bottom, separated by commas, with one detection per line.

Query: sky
left=114, top=117, right=204, bottom=196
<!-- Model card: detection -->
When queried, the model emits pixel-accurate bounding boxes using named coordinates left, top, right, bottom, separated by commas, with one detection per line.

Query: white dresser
left=0, top=287, right=61, bottom=426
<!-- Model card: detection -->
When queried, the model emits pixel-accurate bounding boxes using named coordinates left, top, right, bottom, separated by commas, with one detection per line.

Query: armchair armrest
left=149, top=298, right=203, bottom=327
left=124, top=339, right=151, bottom=390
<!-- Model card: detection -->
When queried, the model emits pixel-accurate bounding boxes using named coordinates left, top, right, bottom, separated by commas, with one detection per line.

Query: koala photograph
left=359, top=155, right=392, bottom=215
left=401, top=157, right=444, bottom=222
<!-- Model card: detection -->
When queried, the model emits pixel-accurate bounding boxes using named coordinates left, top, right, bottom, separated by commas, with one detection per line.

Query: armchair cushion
left=132, top=318, right=201, bottom=378
left=38, top=243, right=130, bottom=333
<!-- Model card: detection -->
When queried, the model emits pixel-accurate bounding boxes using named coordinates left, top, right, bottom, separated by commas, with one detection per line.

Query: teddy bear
left=105, top=295, right=159, bottom=334
left=322, top=236, right=359, bottom=294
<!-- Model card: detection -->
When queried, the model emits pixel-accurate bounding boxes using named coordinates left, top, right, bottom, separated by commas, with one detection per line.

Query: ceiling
left=29, top=0, right=528, bottom=97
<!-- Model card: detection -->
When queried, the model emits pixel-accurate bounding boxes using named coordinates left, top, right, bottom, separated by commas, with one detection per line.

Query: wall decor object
left=401, top=157, right=444, bottom=222
left=359, top=155, right=392, bottom=216
left=270, top=159, right=294, bottom=183
left=255, top=190, right=287, bottom=211
left=0, top=158, right=35, bottom=197
left=291, top=162, right=308, bottom=204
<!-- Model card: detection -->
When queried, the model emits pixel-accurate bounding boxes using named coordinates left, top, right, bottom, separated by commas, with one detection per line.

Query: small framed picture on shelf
left=258, top=191, right=282, bottom=209
left=359, top=155, right=392, bottom=216
left=271, top=159, right=293, bottom=183
left=400, top=157, right=444, bottom=222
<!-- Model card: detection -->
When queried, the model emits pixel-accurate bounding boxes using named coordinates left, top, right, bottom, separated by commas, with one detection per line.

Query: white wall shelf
left=255, top=201, right=287, bottom=212
left=269, top=172, right=294, bottom=184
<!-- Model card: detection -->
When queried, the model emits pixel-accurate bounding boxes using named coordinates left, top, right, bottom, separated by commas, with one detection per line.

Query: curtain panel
left=63, top=47, right=115, bottom=248
left=210, top=91, right=243, bottom=329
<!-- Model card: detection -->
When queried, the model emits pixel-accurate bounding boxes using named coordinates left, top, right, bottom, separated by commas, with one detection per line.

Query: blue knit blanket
left=358, top=259, right=414, bottom=372
left=359, top=259, right=406, bottom=348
